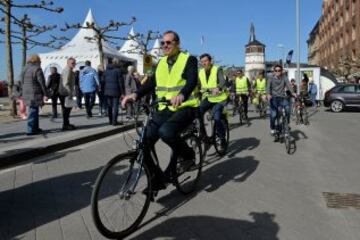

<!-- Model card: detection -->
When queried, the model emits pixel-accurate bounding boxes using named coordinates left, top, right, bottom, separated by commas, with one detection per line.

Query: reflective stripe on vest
left=199, top=66, right=228, bottom=103
left=235, top=76, right=249, bottom=94
left=155, top=52, right=199, bottom=111
left=255, top=78, right=266, bottom=93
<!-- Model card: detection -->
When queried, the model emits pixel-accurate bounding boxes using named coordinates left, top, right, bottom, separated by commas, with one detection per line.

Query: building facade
left=245, top=23, right=266, bottom=80
left=309, top=0, right=360, bottom=74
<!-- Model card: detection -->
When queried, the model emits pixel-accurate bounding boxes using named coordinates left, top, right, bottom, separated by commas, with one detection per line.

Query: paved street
left=0, top=107, right=360, bottom=240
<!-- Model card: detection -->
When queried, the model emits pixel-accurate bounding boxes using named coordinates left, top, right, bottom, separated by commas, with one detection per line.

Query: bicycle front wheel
left=175, top=134, right=203, bottom=194
left=91, top=151, right=151, bottom=239
left=213, top=118, right=230, bottom=156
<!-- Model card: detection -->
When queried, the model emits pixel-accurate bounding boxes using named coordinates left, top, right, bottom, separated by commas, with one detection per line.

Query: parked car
left=324, top=84, right=360, bottom=112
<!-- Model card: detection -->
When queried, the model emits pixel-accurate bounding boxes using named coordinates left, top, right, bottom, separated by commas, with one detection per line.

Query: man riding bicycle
left=198, top=53, right=229, bottom=149
left=233, top=69, right=251, bottom=120
left=252, top=71, right=267, bottom=110
left=267, top=64, right=296, bottom=135
left=121, top=30, right=199, bottom=192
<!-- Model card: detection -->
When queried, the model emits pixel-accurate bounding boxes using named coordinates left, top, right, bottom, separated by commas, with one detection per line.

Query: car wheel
left=330, top=100, right=344, bottom=112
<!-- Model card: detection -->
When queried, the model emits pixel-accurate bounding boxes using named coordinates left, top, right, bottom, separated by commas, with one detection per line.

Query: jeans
left=76, top=91, right=83, bottom=108
left=27, top=106, right=39, bottom=133
left=310, top=94, right=317, bottom=107
left=84, top=92, right=96, bottom=117
left=51, top=95, right=59, bottom=118
left=107, top=96, right=119, bottom=125
left=144, top=107, right=196, bottom=181
left=59, top=96, right=72, bottom=126
left=269, top=97, right=290, bottom=130
left=98, top=91, right=108, bottom=114
left=199, top=98, right=226, bottom=140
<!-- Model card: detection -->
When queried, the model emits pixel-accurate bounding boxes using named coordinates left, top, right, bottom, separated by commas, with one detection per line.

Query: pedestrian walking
left=124, top=65, right=137, bottom=119
left=46, top=66, right=60, bottom=120
left=308, top=80, right=318, bottom=107
left=59, top=57, right=76, bottom=131
left=103, top=59, right=124, bottom=125
left=20, top=54, right=48, bottom=135
left=80, top=60, right=99, bottom=118
left=97, top=65, right=107, bottom=116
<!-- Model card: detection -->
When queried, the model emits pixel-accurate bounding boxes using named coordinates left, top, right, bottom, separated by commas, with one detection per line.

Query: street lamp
left=296, top=0, right=301, bottom=94
left=277, top=43, right=285, bottom=67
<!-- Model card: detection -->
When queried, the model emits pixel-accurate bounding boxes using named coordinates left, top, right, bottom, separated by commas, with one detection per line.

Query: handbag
left=64, top=96, right=77, bottom=108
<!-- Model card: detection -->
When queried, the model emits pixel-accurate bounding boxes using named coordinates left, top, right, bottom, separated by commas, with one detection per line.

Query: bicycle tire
left=238, top=106, right=243, bottom=125
left=91, top=151, right=151, bottom=239
left=213, top=117, right=230, bottom=156
left=174, top=134, right=203, bottom=194
left=283, top=116, right=291, bottom=154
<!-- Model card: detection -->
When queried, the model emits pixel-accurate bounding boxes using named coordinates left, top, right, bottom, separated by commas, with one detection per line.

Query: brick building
left=308, top=0, right=360, bottom=74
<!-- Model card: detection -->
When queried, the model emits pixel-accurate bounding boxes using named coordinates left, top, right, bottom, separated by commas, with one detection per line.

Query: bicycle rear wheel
left=213, top=117, right=230, bottom=156
left=238, top=106, right=244, bottom=125
left=175, top=134, right=203, bottom=194
left=91, top=151, right=151, bottom=239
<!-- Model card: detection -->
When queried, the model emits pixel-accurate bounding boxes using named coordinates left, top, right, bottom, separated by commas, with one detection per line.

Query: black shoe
left=62, top=124, right=76, bottom=131
left=26, top=129, right=43, bottom=136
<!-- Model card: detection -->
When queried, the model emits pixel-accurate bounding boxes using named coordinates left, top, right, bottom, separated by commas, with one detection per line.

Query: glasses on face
left=274, top=69, right=282, bottom=73
left=160, top=40, right=175, bottom=46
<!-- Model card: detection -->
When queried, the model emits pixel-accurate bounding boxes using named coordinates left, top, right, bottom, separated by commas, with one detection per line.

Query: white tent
left=150, top=38, right=163, bottom=63
left=39, top=9, right=135, bottom=80
left=119, top=28, right=163, bottom=74
left=118, top=27, right=144, bottom=74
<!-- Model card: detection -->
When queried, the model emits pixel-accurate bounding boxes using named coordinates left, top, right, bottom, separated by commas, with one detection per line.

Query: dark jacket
left=103, top=64, right=124, bottom=97
left=47, top=72, right=60, bottom=96
left=20, top=63, right=48, bottom=107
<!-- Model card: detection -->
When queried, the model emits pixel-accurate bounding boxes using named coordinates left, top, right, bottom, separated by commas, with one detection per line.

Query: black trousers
left=144, top=107, right=196, bottom=180
left=59, top=96, right=72, bottom=126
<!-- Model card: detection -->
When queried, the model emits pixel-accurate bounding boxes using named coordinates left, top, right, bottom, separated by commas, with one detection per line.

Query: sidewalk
left=0, top=104, right=135, bottom=168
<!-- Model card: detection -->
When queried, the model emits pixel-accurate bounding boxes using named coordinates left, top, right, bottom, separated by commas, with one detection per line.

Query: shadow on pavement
left=0, top=165, right=103, bottom=240
left=0, top=154, right=259, bottom=239
left=227, top=137, right=260, bottom=158
left=290, top=130, right=308, bottom=141
left=131, top=212, right=279, bottom=240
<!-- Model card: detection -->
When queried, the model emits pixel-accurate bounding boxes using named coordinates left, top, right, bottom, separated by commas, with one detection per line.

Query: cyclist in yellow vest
left=253, top=71, right=267, bottom=109
left=121, top=30, right=199, bottom=191
left=198, top=53, right=228, bottom=148
left=234, top=69, right=251, bottom=119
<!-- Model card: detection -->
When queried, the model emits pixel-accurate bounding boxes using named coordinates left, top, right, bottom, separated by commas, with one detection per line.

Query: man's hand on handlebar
left=211, top=88, right=220, bottom=96
left=170, top=94, right=184, bottom=108
left=121, top=93, right=137, bottom=109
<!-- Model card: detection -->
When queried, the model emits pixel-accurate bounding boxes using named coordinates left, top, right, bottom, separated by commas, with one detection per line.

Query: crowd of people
left=16, top=55, right=143, bottom=135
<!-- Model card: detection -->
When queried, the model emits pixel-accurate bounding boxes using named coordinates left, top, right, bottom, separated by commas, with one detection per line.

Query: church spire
left=249, top=22, right=256, bottom=43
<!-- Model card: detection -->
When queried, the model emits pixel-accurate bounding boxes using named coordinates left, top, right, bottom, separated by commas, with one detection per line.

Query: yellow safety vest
left=235, top=76, right=249, bottom=94
left=255, top=78, right=267, bottom=94
left=155, top=52, right=199, bottom=111
left=199, top=66, right=228, bottom=103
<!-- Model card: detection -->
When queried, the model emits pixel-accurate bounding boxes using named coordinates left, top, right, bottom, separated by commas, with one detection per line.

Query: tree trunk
left=22, top=25, right=27, bottom=67
left=97, top=36, right=105, bottom=70
left=4, top=1, right=17, bottom=116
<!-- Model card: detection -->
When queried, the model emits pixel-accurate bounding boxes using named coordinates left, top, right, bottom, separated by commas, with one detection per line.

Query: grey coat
left=125, top=73, right=137, bottom=95
left=20, top=63, right=48, bottom=107
left=59, top=66, right=75, bottom=97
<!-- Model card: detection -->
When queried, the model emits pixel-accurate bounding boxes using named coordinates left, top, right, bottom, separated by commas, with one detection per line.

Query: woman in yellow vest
left=198, top=53, right=228, bottom=148
left=253, top=71, right=267, bottom=109
left=121, top=30, right=199, bottom=191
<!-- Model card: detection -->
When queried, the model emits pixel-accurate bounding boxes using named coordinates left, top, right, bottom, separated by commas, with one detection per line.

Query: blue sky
left=0, top=0, right=322, bottom=80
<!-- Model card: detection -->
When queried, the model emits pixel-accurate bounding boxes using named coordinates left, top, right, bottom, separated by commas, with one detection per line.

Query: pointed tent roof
left=40, top=9, right=133, bottom=60
left=150, top=38, right=162, bottom=61
left=119, top=27, right=143, bottom=56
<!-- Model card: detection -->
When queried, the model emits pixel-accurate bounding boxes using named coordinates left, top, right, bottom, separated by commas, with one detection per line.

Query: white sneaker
left=270, top=129, right=276, bottom=136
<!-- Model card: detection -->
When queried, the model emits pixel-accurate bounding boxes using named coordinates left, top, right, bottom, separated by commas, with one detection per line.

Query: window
left=352, top=0, right=356, bottom=16
left=341, top=85, right=356, bottom=92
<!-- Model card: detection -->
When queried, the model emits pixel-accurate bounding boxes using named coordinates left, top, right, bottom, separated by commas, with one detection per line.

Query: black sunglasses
left=160, top=40, right=175, bottom=46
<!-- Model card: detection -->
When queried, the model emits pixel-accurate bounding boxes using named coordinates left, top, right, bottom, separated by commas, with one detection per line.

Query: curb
left=0, top=123, right=136, bottom=169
